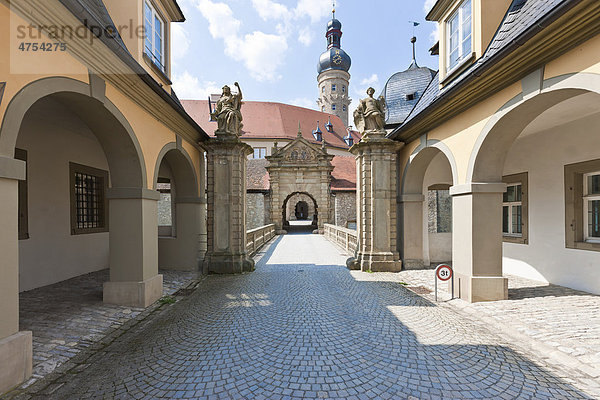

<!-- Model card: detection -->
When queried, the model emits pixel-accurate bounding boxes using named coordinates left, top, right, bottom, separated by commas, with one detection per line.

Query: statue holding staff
left=211, top=82, right=244, bottom=136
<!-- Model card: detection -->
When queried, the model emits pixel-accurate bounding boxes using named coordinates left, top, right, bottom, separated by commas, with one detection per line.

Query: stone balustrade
left=246, top=224, right=276, bottom=256
left=324, top=224, right=357, bottom=255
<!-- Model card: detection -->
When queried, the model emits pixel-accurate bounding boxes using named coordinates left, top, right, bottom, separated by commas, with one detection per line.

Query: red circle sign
left=436, top=264, right=452, bottom=281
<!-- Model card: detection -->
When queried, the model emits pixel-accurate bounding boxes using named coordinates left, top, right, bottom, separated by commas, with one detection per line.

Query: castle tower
left=316, top=7, right=351, bottom=127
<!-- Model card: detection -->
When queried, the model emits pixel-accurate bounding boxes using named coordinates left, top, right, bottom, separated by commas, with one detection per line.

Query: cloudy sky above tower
left=173, top=0, right=439, bottom=121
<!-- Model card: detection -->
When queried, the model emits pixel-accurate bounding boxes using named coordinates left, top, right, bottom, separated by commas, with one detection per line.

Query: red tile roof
left=331, top=156, right=356, bottom=191
left=246, top=156, right=356, bottom=192
left=181, top=100, right=359, bottom=149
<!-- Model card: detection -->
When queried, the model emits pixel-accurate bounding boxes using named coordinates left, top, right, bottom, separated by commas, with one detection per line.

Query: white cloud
left=289, top=97, right=316, bottom=109
left=252, top=0, right=290, bottom=21
left=294, top=0, right=333, bottom=23
left=429, top=23, right=440, bottom=43
left=298, top=27, right=314, bottom=46
left=172, top=71, right=221, bottom=100
left=226, top=31, right=288, bottom=82
left=171, top=24, right=190, bottom=65
left=424, top=0, right=437, bottom=13
left=193, top=0, right=241, bottom=40
left=191, top=0, right=288, bottom=82
left=360, top=74, right=379, bottom=86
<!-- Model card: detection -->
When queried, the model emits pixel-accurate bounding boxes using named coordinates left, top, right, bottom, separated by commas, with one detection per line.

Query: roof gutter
left=63, top=0, right=209, bottom=141
left=390, top=0, right=582, bottom=141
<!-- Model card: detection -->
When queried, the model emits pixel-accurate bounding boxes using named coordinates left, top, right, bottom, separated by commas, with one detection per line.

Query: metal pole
left=435, top=270, right=438, bottom=302
left=451, top=272, right=454, bottom=300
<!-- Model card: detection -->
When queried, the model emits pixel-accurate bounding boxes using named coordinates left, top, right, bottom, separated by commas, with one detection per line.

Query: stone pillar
left=103, top=188, right=163, bottom=308
left=399, top=194, right=425, bottom=269
left=203, top=135, right=254, bottom=274
left=198, top=150, right=208, bottom=263
left=0, top=158, right=32, bottom=394
left=450, top=183, right=508, bottom=302
left=349, top=133, right=403, bottom=272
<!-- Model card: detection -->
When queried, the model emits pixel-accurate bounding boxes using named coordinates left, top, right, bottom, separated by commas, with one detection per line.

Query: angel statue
left=353, top=87, right=386, bottom=134
left=211, top=82, right=244, bottom=136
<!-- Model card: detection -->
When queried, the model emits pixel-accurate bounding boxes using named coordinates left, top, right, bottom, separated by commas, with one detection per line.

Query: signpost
left=434, top=264, right=453, bottom=302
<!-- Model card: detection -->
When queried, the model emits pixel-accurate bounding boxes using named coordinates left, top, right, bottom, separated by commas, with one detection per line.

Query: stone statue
left=353, top=87, right=386, bottom=134
left=211, top=82, right=243, bottom=136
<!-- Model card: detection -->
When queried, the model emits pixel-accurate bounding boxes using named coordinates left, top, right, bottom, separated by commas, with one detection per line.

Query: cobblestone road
left=9, top=235, right=598, bottom=399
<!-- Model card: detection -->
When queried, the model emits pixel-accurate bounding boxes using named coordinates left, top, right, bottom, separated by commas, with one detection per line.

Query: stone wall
left=246, top=192, right=269, bottom=230
left=334, top=192, right=356, bottom=229
left=427, top=190, right=452, bottom=233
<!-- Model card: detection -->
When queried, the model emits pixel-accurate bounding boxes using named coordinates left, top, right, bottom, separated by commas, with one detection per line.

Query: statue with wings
left=353, top=87, right=386, bottom=134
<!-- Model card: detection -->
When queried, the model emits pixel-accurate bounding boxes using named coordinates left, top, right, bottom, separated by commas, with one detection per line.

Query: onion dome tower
left=316, top=6, right=351, bottom=127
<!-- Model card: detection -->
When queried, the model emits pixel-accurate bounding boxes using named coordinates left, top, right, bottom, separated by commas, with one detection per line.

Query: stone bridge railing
left=246, top=224, right=276, bottom=256
left=324, top=224, right=357, bottom=255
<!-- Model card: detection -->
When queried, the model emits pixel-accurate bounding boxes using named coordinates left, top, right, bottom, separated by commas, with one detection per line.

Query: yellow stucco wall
left=404, top=31, right=600, bottom=187
left=0, top=3, right=200, bottom=191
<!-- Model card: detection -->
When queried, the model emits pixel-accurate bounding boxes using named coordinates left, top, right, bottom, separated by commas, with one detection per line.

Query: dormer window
left=447, top=0, right=471, bottom=72
left=144, top=1, right=166, bottom=72
left=405, top=92, right=416, bottom=101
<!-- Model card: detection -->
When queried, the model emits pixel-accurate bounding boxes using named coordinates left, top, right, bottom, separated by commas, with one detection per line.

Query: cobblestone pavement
left=18, top=269, right=199, bottom=386
left=365, top=268, right=600, bottom=389
left=6, top=234, right=599, bottom=399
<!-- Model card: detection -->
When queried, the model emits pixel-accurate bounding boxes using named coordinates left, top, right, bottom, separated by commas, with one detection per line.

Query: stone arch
left=399, top=144, right=455, bottom=269
left=468, top=72, right=600, bottom=183
left=153, top=143, right=199, bottom=197
left=0, top=76, right=146, bottom=188
left=154, top=143, right=202, bottom=271
left=282, top=191, right=319, bottom=231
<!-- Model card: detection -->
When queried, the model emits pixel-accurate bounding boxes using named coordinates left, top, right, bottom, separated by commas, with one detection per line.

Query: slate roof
left=56, top=0, right=207, bottom=139
left=246, top=156, right=356, bottom=192
left=399, top=0, right=573, bottom=131
left=182, top=100, right=360, bottom=150
left=382, top=64, right=436, bottom=126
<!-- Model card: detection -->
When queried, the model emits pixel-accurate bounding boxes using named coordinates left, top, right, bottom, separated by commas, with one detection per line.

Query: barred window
left=70, top=163, right=108, bottom=234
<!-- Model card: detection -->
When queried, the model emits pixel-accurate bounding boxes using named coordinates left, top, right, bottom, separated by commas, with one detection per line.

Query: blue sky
left=172, top=0, right=439, bottom=120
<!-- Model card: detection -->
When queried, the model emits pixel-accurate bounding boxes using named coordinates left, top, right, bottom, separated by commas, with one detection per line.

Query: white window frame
left=446, top=0, right=472, bottom=73
left=253, top=147, right=267, bottom=159
left=342, top=86, right=346, bottom=93
left=144, top=1, right=166, bottom=73
left=583, top=171, right=600, bottom=243
left=503, top=183, right=523, bottom=237
left=332, top=84, right=336, bottom=92
left=332, top=104, right=336, bottom=111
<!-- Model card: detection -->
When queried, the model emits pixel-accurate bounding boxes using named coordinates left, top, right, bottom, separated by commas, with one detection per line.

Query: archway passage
left=462, top=81, right=600, bottom=300
left=154, top=146, right=202, bottom=271
left=283, top=192, right=318, bottom=234
left=295, top=201, right=309, bottom=220
left=400, top=146, right=455, bottom=270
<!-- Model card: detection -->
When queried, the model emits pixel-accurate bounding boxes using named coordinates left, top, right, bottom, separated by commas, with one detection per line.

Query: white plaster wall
left=422, top=153, right=453, bottom=266
left=16, top=99, right=110, bottom=292
left=503, top=112, right=600, bottom=294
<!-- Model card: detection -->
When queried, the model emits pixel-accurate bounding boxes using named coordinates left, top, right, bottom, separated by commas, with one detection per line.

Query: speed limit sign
left=436, top=264, right=452, bottom=281
left=434, top=264, right=454, bottom=301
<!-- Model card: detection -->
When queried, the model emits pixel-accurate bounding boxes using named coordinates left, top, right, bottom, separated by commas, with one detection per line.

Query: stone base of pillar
left=402, top=259, right=425, bottom=270
left=348, top=252, right=402, bottom=272
left=103, top=274, right=163, bottom=308
left=453, top=273, right=508, bottom=302
left=0, top=331, right=32, bottom=395
left=204, top=253, right=255, bottom=274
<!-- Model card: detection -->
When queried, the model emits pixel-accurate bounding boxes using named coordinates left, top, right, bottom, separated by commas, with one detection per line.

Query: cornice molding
left=396, top=0, right=600, bottom=143
left=10, top=0, right=202, bottom=147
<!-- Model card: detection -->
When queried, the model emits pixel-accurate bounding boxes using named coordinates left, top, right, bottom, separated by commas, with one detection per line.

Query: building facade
left=0, top=0, right=213, bottom=392
left=363, top=0, right=600, bottom=302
